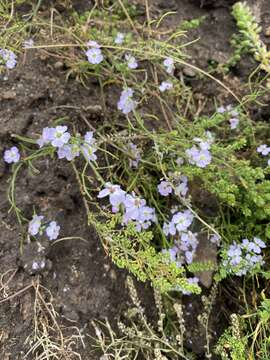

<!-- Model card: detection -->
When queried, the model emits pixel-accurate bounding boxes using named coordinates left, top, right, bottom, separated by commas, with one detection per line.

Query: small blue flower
left=257, top=144, right=270, bottom=156
left=57, top=144, right=80, bottom=161
left=46, top=221, right=60, bottom=240
left=81, top=144, right=97, bottom=162
left=37, top=127, right=55, bottom=147
left=158, top=180, right=172, bottom=196
left=0, top=48, right=17, bottom=69
left=163, top=57, right=174, bottom=74
left=117, top=88, right=137, bottom=114
left=28, top=215, right=44, bottom=236
left=85, top=47, right=104, bottom=64
left=4, top=146, right=20, bottom=163
left=229, top=117, right=239, bottom=129
left=172, top=210, right=194, bottom=232
left=51, top=126, right=71, bottom=148
left=98, top=183, right=126, bottom=213
left=186, top=146, right=212, bottom=168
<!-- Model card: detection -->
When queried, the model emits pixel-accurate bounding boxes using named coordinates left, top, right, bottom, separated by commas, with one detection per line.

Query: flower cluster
left=217, top=104, right=239, bottom=130
left=28, top=214, right=60, bottom=241
left=98, top=183, right=156, bottom=232
left=163, top=209, right=194, bottom=236
left=117, top=88, right=137, bottom=114
left=126, top=142, right=141, bottom=168
left=4, top=146, right=20, bottom=164
left=185, top=137, right=212, bottom=168
left=222, top=237, right=266, bottom=276
left=37, top=126, right=97, bottom=162
left=85, top=41, right=104, bottom=65
left=158, top=175, right=188, bottom=198
left=162, top=209, right=198, bottom=265
left=0, top=48, right=17, bottom=69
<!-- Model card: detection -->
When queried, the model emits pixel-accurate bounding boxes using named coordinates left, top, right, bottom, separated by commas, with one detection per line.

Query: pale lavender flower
left=123, top=194, right=146, bottom=222
left=46, top=221, right=60, bottom=240
left=163, top=57, right=174, bottom=74
left=159, top=81, right=173, bottom=92
left=4, top=146, right=20, bottom=163
left=125, top=54, right=138, bottom=69
left=37, top=127, right=55, bottom=147
left=180, top=231, right=198, bottom=251
left=86, top=47, right=103, bottom=64
left=84, top=131, right=96, bottom=146
left=115, top=32, right=125, bottom=45
left=227, top=243, right=242, bottom=266
left=28, top=215, right=44, bottom=236
left=257, top=144, right=270, bottom=156
left=162, top=247, right=178, bottom=263
left=51, top=126, right=71, bottom=148
left=253, top=237, right=266, bottom=249
left=163, top=221, right=176, bottom=236
left=81, top=144, right=97, bottom=162
left=217, top=106, right=226, bottom=114
left=158, top=180, right=172, bottom=196
left=186, top=146, right=212, bottom=168
left=57, top=144, right=80, bottom=161
left=98, top=183, right=126, bottom=212
left=185, top=250, right=194, bottom=264
left=135, top=206, right=156, bottom=231
left=172, top=210, right=193, bottom=232
left=117, top=88, right=136, bottom=114
left=268, top=159, right=270, bottom=167
left=229, top=118, right=239, bottom=129
left=0, top=49, right=17, bottom=69
left=127, top=142, right=141, bottom=167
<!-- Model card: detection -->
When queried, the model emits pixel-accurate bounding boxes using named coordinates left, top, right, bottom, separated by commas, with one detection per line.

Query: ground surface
left=0, top=0, right=269, bottom=359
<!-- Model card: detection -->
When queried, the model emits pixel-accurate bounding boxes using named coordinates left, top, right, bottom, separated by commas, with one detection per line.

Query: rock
left=1, top=91, right=16, bottom=100
left=194, top=233, right=217, bottom=288
left=182, top=66, right=197, bottom=77
left=54, top=61, right=64, bottom=70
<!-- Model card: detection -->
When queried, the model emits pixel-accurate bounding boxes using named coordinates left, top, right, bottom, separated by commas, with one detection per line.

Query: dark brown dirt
left=0, top=0, right=269, bottom=359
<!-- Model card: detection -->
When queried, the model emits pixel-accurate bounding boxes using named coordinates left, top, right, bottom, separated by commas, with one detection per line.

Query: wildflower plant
left=2, top=0, right=270, bottom=301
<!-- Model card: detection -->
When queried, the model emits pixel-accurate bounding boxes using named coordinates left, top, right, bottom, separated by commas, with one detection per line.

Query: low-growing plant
left=1, top=1, right=270, bottom=357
